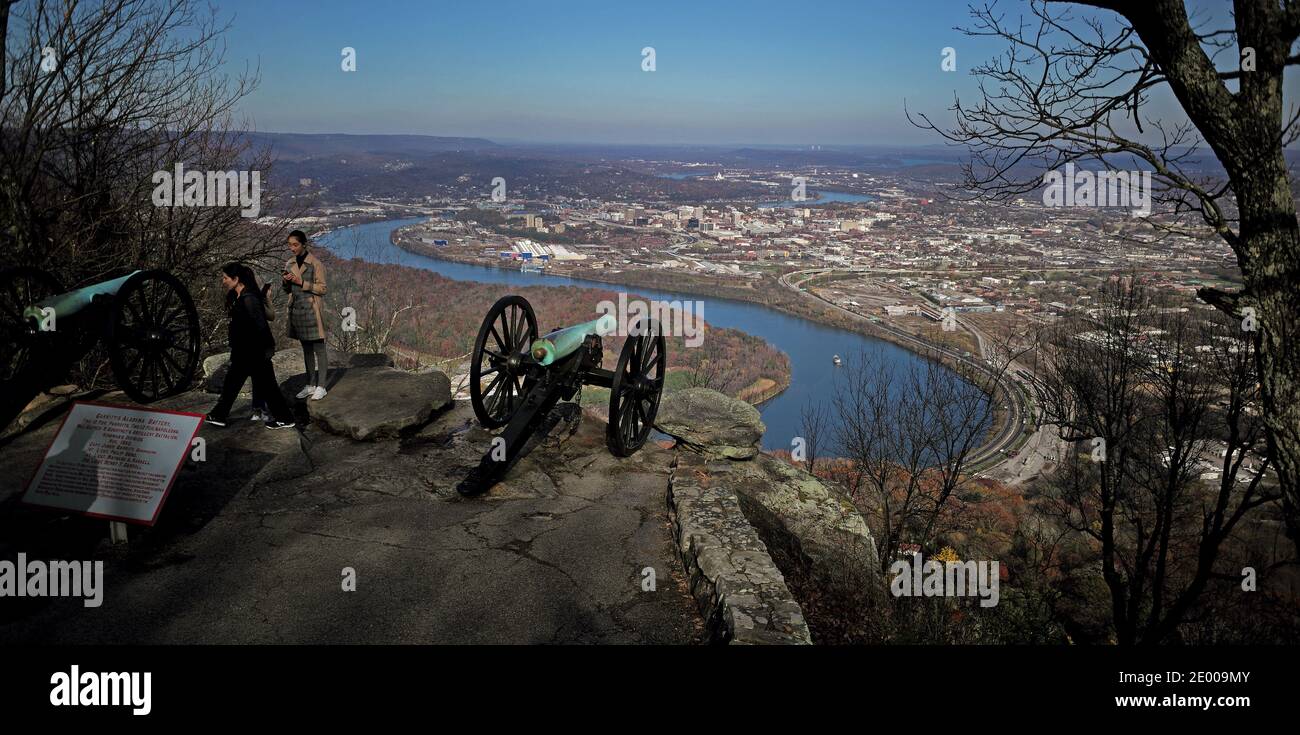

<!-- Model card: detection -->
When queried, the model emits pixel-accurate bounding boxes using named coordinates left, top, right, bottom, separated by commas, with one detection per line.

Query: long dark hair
left=221, top=262, right=262, bottom=308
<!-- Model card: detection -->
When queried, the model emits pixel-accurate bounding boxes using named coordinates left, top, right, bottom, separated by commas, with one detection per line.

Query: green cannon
left=22, top=271, right=139, bottom=323
left=529, top=313, right=618, bottom=366
left=461, top=296, right=665, bottom=495
left=1, top=266, right=202, bottom=427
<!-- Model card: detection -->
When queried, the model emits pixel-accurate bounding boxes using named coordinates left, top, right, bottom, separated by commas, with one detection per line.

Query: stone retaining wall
left=667, top=452, right=811, bottom=644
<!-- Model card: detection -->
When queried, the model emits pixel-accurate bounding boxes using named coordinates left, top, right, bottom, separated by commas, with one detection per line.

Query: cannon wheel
left=470, top=294, right=538, bottom=429
left=607, top=317, right=666, bottom=457
left=0, top=266, right=65, bottom=383
left=108, top=269, right=201, bottom=403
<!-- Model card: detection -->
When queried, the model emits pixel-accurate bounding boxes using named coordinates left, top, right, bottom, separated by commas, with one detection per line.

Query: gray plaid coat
left=284, top=251, right=327, bottom=342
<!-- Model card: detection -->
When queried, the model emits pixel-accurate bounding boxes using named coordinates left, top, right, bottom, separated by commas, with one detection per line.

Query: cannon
left=0, top=266, right=201, bottom=427
left=459, top=294, right=666, bottom=495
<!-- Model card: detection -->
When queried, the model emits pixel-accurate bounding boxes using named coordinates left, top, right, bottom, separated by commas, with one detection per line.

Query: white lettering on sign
left=22, top=402, right=204, bottom=525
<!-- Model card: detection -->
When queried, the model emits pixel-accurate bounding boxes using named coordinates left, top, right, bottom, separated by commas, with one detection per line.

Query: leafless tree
left=798, top=399, right=829, bottom=476
left=683, top=357, right=735, bottom=394
left=910, top=0, right=1300, bottom=556
left=832, top=347, right=1003, bottom=572
left=1031, top=281, right=1281, bottom=643
left=1, top=0, right=300, bottom=367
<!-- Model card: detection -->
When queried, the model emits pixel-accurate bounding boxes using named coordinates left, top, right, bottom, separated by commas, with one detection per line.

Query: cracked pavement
left=0, top=391, right=705, bottom=644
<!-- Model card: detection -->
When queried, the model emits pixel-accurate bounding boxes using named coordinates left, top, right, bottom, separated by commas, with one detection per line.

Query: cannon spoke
left=163, top=327, right=197, bottom=354
left=499, top=372, right=515, bottom=408
left=148, top=280, right=176, bottom=324
left=631, top=400, right=643, bottom=437
left=148, top=355, right=165, bottom=399
left=136, top=352, right=155, bottom=399
left=130, top=359, right=148, bottom=397
left=163, top=339, right=198, bottom=366
left=160, top=349, right=188, bottom=382
left=482, top=371, right=506, bottom=403
left=497, top=314, right=511, bottom=352
left=629, top=400, right=641, bottom=437
left=619, top=395, right=635, bottom=434
left=634, top=337, right=649, bottom=375
left=142, top=354, right=156, bottom=399
left=151, top=354, right=168, bottom=398
left=156, top=353, right=177, bottom=396
left=637, top=399, right=649, bottom=434
left=629, top=333, right=643, bottom=371
left=497, top=381, right=514, bottom=414
left=506, top=306, right=520, bottom=349
left=505, top=308, right=518, bottom=347
left=156, top=303, right=188, bottom=330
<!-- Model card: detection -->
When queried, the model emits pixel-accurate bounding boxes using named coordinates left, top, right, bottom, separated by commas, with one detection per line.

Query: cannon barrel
left=530, top=313, right=617, bottom=366
left=21, top=271, right=140, bottom=322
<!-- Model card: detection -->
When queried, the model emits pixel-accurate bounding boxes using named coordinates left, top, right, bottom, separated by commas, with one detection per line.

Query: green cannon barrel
left=530, top=313, right=617, bottom=366
left=22, top=271, right=140, bottom=322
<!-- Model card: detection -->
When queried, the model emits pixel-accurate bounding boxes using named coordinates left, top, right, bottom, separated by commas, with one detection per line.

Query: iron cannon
left=459, top=294, right=666, bottom=495
left=0, top=266, right=201, bottom=427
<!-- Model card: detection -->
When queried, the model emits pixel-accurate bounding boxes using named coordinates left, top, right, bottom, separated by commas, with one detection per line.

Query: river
left=318, top=217, right=932, bottom=450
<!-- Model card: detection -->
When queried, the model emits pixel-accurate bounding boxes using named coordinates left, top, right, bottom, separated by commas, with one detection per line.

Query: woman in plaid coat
left=282, top=230, right=330, bottom=400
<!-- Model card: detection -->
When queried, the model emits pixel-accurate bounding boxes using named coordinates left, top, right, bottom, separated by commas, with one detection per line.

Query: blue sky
left=216, top=0, right=1266, bottom=145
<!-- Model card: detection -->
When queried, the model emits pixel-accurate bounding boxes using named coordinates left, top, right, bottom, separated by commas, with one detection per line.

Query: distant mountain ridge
left=243, top=132, right=500, bottom=161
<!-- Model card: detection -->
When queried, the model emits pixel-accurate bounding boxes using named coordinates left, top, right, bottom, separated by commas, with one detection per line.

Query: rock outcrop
left=669, top=452, right=811, bottom=644
left=655, top=388, right=765, bottom=459
left=715, top=453, right=880, bottom=584
left=306, top=366, right=451, bottom=441
left=656, top=389, right=881, bottom=643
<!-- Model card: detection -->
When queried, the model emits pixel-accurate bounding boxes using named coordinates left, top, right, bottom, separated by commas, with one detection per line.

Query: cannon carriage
left=459, top=294, right=666, bottom=495
left=0, top=266, right=201, bottom=427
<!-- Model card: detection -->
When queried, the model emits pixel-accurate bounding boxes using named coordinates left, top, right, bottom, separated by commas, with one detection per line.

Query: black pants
left=211, top=355, right=292, bottom=422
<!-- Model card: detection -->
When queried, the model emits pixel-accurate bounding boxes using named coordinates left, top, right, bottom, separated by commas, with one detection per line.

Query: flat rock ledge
left=656, top=388, right=765, bottom=460
left=307, top=366, right=452, bottom=441
left=668, top=451, right=811, bottom=644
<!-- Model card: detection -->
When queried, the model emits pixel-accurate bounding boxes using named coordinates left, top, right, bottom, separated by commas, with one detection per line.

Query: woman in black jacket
left=206, top=263, right=295, bottom=429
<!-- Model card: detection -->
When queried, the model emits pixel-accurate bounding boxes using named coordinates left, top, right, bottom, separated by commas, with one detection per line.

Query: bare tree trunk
left=1232, top=184, right=1300, bottom=555
left=1124, top=0, right=1300, bottom=558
